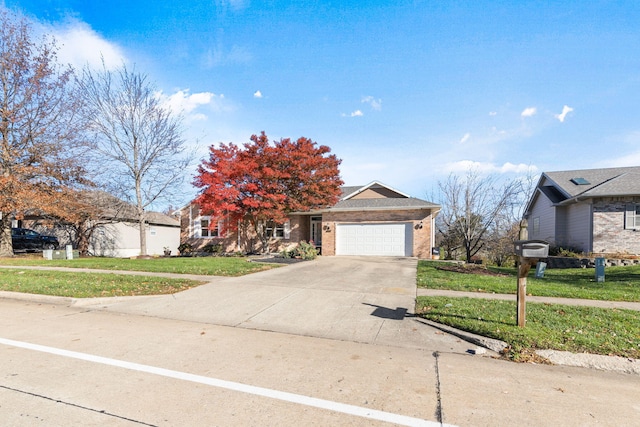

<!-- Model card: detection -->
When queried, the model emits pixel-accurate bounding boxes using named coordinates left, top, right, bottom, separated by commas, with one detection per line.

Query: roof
left=525, top=166, right=640, bottom=214
left=328, top=181, right=439, bottom=212
left=87, top=191, right=180, bottom=227
left=543, top=166, right=640, bottom=199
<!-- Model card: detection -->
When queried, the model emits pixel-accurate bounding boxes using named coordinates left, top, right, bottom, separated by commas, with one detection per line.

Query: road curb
left=414, top=317, right=507, bottom=353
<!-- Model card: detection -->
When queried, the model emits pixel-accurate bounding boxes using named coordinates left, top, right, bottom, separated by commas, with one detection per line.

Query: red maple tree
left=193, top=132, right=342, bottom=250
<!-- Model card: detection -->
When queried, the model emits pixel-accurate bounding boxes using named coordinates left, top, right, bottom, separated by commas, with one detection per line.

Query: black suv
left=11, top=228, right=59, bottom=252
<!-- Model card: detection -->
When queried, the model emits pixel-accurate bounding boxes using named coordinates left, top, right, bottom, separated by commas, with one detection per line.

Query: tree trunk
left=0, top=215, right=14, bottom=257
left=138, top=212, right=147, bottom=256
left=76, top=222, right=90, bottom=256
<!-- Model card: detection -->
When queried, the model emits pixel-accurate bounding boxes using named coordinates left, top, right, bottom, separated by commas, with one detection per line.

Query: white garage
left=335, top=223, right=413, bottom=256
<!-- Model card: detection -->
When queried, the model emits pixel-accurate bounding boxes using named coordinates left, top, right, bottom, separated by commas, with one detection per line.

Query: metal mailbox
left=514, top=240, right=549, bottom=258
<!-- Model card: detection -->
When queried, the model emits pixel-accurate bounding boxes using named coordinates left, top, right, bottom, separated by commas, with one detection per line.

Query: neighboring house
left=523, top=166, right=640, bottom=255
left=87, top=210, right=180, bottom=258
left=18, top=192, right=180, bottom=257
left=180, top=181, right=440, bottom=258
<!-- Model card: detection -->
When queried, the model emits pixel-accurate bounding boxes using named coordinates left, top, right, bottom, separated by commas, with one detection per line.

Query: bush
left=282, top=241, right=318, bottom=260
left=178, top=243, right=193, bottom=255
left=548, top=245, right=583, bottom=258
left=202, top=243, right=223, bottom=255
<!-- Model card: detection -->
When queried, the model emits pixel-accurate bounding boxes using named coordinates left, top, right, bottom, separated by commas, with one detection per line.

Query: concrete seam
left=0, top=384, right=157, bottom=426
left=432, top=351, right=444, bottom=426
left=236, top=287, right=305, bottom=327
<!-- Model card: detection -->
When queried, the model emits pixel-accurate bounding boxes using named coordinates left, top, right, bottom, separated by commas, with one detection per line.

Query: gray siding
left=564, top=202, right=592, bottom=252
left=527, top=191, right=556, bottom=242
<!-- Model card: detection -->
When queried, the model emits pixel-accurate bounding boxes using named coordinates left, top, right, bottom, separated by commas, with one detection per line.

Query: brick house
left=523, top=166, right=640, bottom=254
left=179, top=181, right=440, bottom=258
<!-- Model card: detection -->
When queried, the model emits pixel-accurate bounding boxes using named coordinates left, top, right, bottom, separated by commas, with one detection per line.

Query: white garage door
left=335, top=223, right=412, bottom=256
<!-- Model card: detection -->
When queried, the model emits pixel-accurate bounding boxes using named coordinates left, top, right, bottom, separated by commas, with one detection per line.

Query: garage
left=335, top=223, right=412, bottom=256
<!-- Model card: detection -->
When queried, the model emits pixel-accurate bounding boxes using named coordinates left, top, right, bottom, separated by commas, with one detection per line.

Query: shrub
left=178, top=243, right=193, bottom=255
left=293, top=240, right=318, bottom=260
left=202, top=243, right=223, bottom=255
left=281, top=241, right=318, bottom=260
left=548, top=245, right=583, bottom=258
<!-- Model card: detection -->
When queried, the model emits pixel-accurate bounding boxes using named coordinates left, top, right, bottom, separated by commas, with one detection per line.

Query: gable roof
left=329, top=181, right=439, bottom=212
left=341, top=181, right=410, bottom=200
left=526, top=166, right=640, bottom=214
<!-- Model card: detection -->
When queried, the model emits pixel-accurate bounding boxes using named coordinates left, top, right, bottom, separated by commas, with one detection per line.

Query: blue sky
left=4, top=0, right=640, bottom=203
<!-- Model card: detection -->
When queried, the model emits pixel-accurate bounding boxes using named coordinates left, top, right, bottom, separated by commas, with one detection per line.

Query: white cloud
left=442, top=160, right=537, bottom=175
left=489, top=111, right=497, bottom=116
left=253, top=90, right=263, bottom=98
left=159, top=89, right=224, bottom=119
left=361, top=96, right=382, bottom=111
left=342, top=110, right=364, bottom=117
left=459, top=133, right=471, bottom=143
left=521, top=107, right=537, bottom=118
left=555, top=105, right=574, bottom=122
left=46, top=20, right=126, bottom=70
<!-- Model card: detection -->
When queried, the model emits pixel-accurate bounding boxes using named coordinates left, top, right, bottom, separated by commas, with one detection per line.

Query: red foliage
left=193, top=132, right=342, bottom=232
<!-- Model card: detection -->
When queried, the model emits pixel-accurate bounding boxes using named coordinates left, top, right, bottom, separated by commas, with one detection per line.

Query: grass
left=0, top=269, right=203, bottom=298
left=416, top=296, right=640, bottom=360
left=0, top=255, right=280, bottom=276
left=417, top=260, right=640, bottom=302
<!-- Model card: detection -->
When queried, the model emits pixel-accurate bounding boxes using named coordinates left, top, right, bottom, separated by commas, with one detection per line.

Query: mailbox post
left=514, top=220, right=549, bottom=327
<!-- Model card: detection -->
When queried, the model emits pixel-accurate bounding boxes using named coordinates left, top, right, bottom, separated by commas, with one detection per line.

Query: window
left=194, top=216, right=220, bottom=238
left=264, top=220, right=290, bottom=239
left=625, top=204, right=640, bottom=230
left=532, top=217, right=540, bottom=236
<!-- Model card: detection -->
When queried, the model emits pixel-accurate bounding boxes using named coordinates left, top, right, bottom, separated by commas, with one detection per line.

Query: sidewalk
left=417, top=288, right=640, bottom=311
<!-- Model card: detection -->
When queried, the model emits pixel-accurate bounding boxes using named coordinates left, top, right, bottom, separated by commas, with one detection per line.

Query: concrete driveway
left=80, top=256, right=472, bottom=353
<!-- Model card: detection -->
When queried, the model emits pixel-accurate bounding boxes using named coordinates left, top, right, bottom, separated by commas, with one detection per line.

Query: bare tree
left=79, top=63, right=192, bottom=256
left=0, top=9, right=87, bottom=256
left=436, top=169, right=524, bottom=263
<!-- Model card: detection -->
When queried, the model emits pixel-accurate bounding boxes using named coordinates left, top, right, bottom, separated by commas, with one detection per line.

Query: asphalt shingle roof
left=331, top=197, right=439, bottom=211
left=544, top=166, right=640, bottom=199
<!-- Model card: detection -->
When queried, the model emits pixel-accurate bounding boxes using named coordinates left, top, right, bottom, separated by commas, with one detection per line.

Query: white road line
left=0, top=337, right=453, bottom=427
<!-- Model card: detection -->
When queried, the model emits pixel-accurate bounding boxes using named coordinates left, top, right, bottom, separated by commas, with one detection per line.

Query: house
left=87, top=210, right=180, bottom=258
left=19, top=191, right=181, bottom=257
left=180, top=181, right=440, bottom=258
left=523, top=166, right=640, bottom=255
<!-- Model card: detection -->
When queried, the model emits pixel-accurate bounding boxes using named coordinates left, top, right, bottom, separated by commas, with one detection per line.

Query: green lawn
left=0, top=256, right=280, bottom=276
left=417, top=260, right=640, bottom=302
left=416, top=296, right=640, bottom=360
left=0, top=269, right=203, bottom=298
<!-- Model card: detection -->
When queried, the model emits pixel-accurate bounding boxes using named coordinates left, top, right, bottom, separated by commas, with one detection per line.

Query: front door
left=310, top=216, right=322, bottom=248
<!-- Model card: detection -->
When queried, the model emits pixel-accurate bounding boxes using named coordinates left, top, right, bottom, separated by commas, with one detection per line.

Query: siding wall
left=563, top=202, right=592, bottom=252
left=527, top=191, right=556, bottom=242
left=89, top=222, right=179, bottom=257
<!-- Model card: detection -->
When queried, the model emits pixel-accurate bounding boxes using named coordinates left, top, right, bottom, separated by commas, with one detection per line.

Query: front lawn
left=416, top=296, right=640, bottom=360
left=418, top=260, right=640, bottom=302
left=0, top=255, right=280, bottom=276
left=0, top=269, right=203, bottom=298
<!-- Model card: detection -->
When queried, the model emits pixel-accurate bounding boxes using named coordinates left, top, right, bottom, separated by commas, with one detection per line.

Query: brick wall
left=321, top=209, right=435, bottom=258
left=593, top=199, right=640, bottom=254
